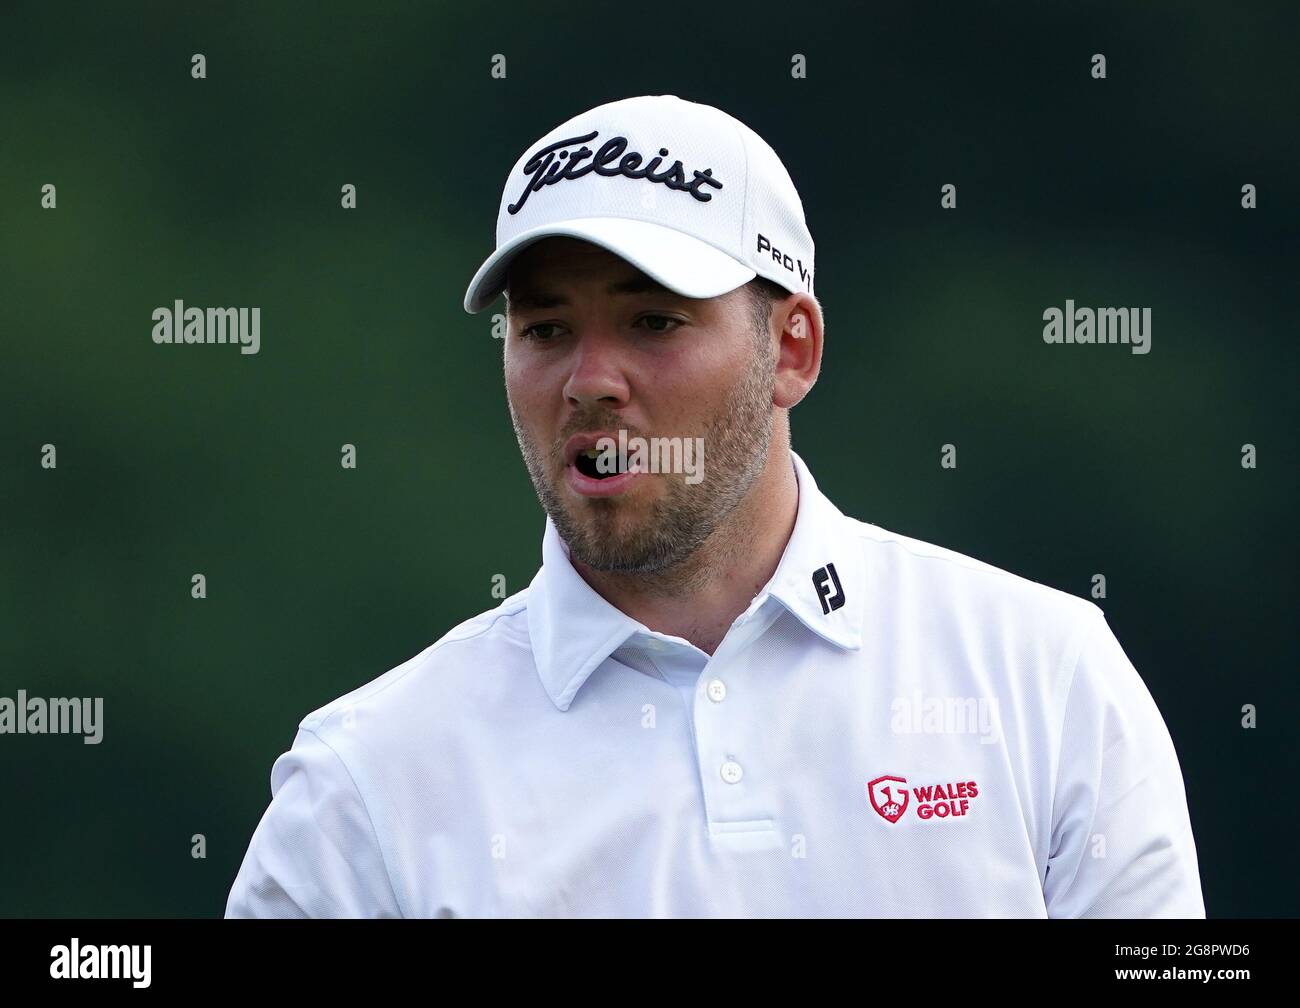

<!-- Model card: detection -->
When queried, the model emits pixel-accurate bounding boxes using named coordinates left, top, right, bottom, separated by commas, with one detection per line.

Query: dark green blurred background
left=1, top=1, right=1296, bottom=917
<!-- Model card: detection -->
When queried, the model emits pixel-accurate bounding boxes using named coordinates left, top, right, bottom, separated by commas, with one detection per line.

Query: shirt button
left=720, top=760, right=744, bottom=784
left=706, top=679, right=727, bottom=703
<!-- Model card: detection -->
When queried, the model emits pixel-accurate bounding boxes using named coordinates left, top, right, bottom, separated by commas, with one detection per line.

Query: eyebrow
left=506, top=275, right=676, bottom=312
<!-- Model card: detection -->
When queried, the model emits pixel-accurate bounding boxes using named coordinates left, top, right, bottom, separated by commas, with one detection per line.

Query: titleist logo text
left=508, top=131, right=723, bottom=214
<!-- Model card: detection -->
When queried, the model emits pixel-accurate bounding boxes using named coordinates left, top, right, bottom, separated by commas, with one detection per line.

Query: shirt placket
left=687, top=600, right=786, bottom=849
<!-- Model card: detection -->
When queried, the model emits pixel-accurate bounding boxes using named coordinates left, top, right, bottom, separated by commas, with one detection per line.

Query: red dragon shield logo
left=868, top=775, right=910, bottom=824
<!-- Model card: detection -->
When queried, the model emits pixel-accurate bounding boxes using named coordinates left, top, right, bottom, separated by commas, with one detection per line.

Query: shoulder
left=296, top=588, right=536, bottom=744
left=844, top=516, right=1104, bottom=661
left=847, top=517, right=1097, bottom=613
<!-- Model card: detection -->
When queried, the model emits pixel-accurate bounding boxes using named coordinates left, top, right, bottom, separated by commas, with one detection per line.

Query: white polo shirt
left=226, top=451, right=1204, bottom=918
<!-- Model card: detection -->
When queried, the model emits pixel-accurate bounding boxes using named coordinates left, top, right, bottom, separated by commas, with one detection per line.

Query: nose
left=562, top=328, right=631, bottom=410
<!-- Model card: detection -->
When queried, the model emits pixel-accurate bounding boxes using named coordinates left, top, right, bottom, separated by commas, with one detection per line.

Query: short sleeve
left=225, top=727, right=402, bottom=918
left=1043, top=609, right=1205, bottom=918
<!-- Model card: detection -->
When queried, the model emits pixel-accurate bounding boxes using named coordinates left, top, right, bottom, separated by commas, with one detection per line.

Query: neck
left=572, top=443, right=799, bottom=655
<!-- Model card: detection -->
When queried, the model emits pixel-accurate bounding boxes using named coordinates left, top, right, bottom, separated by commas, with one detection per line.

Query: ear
left=772, top=292, right=823, bottom=409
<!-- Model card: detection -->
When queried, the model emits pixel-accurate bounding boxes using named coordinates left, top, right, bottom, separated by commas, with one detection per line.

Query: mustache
left=551, top=410, right=647, bottom=458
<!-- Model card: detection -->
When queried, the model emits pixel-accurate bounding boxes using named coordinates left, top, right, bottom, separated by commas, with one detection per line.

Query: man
left=226, top=94, right=1204, bottom=917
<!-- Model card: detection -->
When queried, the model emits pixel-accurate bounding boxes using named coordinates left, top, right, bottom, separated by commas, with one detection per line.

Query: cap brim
left=462, top=217, right=756, bottom=314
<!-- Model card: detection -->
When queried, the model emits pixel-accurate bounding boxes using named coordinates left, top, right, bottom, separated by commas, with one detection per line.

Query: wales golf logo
left=868, top=774, right=981, bottom=824
left=868, top=775, right=910, bottom=823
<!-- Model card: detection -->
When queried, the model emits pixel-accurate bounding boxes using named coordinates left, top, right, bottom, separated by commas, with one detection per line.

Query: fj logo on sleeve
left=812, top=562, right=845, bottom=614
left=868, top=775, right=981, bottom=824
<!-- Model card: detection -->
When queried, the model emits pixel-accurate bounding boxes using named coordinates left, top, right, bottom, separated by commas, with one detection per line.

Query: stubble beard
left=510, top=342, right=776, bottom=577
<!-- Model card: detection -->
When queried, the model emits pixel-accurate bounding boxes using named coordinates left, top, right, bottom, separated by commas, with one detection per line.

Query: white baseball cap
left=462, top=94, right=815, bottom=314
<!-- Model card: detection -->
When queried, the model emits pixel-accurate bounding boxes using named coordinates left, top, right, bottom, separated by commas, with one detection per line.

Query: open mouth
left=573, top=447, right=624, bottom=481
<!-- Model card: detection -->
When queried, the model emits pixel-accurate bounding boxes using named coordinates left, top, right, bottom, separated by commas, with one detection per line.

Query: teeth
left=580, top=448, right=601, bottom=459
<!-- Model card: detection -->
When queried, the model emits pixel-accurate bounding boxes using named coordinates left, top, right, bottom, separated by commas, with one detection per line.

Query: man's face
left=504, top=237, right=776, bottom=574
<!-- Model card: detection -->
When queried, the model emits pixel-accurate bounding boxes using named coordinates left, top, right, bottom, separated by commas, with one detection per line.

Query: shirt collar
left=764, top=450, right=866, bottom=653
left=526, top=449, right=865, bottom=711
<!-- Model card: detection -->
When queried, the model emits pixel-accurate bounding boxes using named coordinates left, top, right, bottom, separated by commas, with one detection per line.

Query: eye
left=634, top=314, right=684, bottom=334
left=518, top=322, right=566, bottom=343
